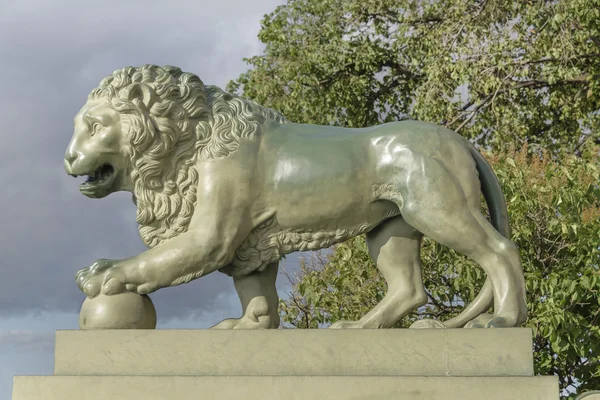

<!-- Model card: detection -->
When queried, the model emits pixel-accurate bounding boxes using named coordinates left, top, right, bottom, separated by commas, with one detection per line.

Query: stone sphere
left=79, top=292, right=157, bottom=330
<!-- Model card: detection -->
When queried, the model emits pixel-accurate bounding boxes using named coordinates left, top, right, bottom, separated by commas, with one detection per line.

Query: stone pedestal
left=12, top=328, right=559, bottom=399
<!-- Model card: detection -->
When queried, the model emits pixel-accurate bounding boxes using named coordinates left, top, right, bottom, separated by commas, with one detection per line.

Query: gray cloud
left=0, top=330, right=55, bottom=352
left=0, top=0, right=289, bottom=320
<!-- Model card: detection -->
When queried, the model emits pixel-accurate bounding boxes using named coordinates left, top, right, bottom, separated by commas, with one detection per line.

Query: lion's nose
left=65, top=139, right=81, bottom=163
left=65, top=152, right=76, bottom=165
left=64, top=158, right=74, bottom=174
left=64, top=148, right=78, bottom=172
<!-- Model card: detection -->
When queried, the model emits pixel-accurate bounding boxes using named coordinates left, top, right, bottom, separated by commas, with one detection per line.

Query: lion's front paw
left=210, top=318, right=242, bottom=329
left=76, top=259, right=161, bottom=298
left=76, top=259, right=118, bottom=298
left=209, top=297, right=280, bottom=329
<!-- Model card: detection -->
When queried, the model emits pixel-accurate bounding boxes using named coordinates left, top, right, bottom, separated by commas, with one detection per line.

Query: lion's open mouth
left=71, top=164, right=117, bottom=196
left=71, top=164, right=114, bottom=184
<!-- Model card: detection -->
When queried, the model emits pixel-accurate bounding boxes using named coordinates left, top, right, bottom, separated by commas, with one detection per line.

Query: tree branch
left=364, top=12, right=443, bottom=26
left=450, top=76, right=591, bottom=132
left=509, top=53, right=600, bottom=66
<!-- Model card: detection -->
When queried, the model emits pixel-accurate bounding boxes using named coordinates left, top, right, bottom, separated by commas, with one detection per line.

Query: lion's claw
left=136, top=282, right=160, bottom=295
left=101, top=278, right=126, bottom=295
left=82, top=279, right=101, bottom=298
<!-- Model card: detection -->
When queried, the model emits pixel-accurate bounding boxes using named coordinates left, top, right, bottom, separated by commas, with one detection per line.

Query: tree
left=228, top=0, right=600, bottom=397
left=228, top=0, right=600, bottom=155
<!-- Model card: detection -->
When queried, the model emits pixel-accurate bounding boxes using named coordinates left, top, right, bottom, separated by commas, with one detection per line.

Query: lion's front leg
left=210, top=262, right=280, bottom=329
left=76, top=229, right=235, bottom=298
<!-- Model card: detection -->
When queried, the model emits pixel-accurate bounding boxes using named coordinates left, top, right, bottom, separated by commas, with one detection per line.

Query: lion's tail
left=441, top=144, right=510, bottom=329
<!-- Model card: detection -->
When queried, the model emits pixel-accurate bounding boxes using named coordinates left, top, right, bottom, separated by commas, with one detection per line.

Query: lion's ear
left=120, top=83, right=158, bottom=110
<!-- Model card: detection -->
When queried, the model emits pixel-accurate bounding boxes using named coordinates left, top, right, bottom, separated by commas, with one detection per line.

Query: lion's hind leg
left=330, top=216, right=428, bottom=329
left=398, top=158, right=527, bottom=328
left=210, top=262, right=280, bottom=329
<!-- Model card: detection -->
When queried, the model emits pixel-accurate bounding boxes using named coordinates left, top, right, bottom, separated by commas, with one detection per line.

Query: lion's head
left=64, top=64, right=286, bottom=247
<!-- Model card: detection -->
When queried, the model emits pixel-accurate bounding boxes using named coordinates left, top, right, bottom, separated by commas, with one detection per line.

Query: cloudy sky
left=0, top=0, right=312, bottom=398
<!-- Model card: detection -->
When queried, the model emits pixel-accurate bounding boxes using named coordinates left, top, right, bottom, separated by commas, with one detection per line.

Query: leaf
left=581, top=276, right=591, bottom=290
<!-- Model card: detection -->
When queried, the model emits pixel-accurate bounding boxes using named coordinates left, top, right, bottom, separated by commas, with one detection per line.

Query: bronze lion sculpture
left=64, top=64, right=527, bottom=329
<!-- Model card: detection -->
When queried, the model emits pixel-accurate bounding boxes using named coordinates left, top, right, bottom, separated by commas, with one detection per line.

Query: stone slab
left=12, top=375, right=559, bottom=400
left=54, top=328, right=534, bottom=377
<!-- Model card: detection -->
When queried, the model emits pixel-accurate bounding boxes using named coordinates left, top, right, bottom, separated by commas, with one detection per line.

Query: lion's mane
left=88, top=64, right=287, bottom=248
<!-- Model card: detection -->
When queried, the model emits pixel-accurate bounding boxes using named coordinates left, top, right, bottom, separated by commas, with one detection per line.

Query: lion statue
left=64, top=64, right=527, bottom=329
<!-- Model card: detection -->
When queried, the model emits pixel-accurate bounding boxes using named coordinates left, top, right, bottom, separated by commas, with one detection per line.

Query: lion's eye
left=91, top=123, right=102, bottom=136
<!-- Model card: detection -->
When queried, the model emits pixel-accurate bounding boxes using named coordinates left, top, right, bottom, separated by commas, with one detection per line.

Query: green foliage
left=280, top=146, right=600, bottom=397
left=230, top=0, right=600, bottom=397
left=504, top=146, right=600, bottom=396
left=229, top=0, right=600, bottom=154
